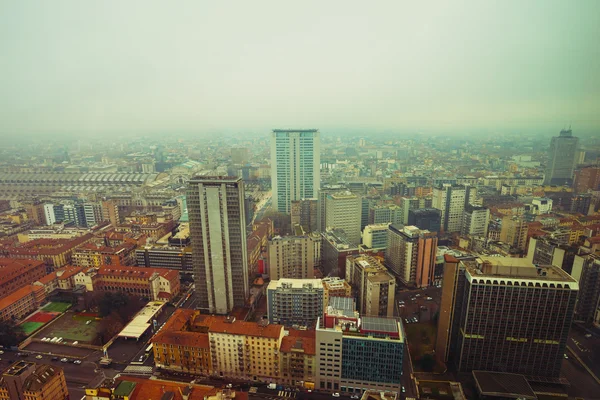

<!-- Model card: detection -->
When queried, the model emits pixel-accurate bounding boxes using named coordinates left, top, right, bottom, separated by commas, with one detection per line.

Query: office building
left=318, top=185, right=347, bottom=232
left=461, top=205, right=490, bottom=237
left=43, top=204, right=55, bottom=226
left=325, top=192, right=362, bottom=246
left=544, top=128, right=579, bottom=185
left=266, top=279, right=324, bottom=327
left=573, top=165, right=600, bottom=193
left=267, top=235, right=317, bottom=280
left=135, top=245, right=194, bottom=273
left=345, top=255, right=395, bottom=317
left=316, top=306, right=404, bottom=394
left=291, top=198, right=318, bottom=233
left=436, top=257, right=577, bottom=377
left=368, top=204, right=402, bottom=226
left=83, top=202, right=103, bottom=227
left=385, top=225, right=438, bottom=288
left=531, top=197, right=553, bottom=215
left=526, top=236, right=577, bottom=274
left=361, top=223, right=390, bottom=250
left=571, top=253, right=600, bottom=325
left=432, top=184, right=475, bottom=233
left=400, top=197, right=432, bottom=224
left=187, top=176, right=249, bottom=314
left=271, top=129, right=320, bottom=214
left=408, top=208, right=441, bottom=233
left=571, top=193, right=593, bottom=215
left=0, top=361, right=68, bottom=400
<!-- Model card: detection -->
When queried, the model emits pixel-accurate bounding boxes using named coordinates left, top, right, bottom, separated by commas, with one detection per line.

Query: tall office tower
left=571, top=253, right=600, bottom=325
left=187, top=176, right=249, bottom=314
left=325, top=192, right=362, bottom=246
left=271, top=129, right=320, bottom=214
left=461, top=205, right=490, bottom=237
left=267, top=235, right=316, bottom=280
left=499, top=216, right=528, bottom=251
left=83, top=202, right=103, bottom=227
left=345, top=255, right=395, bottom=317
left=526, top=236, right=578, bottom=274
left=290, top=198, right=318, bottom=232
left=266, top=278, right=324, bottom=327
left=432, top=184, right=475, bottom=233
left=360, top=196, right=379, bottom=230
left=574, top=165, right=600, bottom=193
left=436, top=257, right=577, bottom=377
left=43, top=204, right=56, bottom=225
left=385, top=225, right=438, bottom=288
left=545, top=128, right=579, bottom=185
left=407, top=208, right=441, bottom=233
left=231, top=147, right=249, bottom=164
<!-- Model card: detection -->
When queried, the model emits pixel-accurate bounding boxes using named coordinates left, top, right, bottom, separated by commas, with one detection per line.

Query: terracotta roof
left=0, top=285, right=40, bottom=311
left=0, top=258, right=46, bottom=286
left=97, top=265, right=178, bottom=281
left=4, top=233, right=94, bottom=256
left=201, top=316, right=283, bottom=339
left=56, top=265, right=84, bottom=281
left=280, top=329, right=316, bottom=355
left=22, top=364, right=63, bottom=392
left=115, top=376, right=217, bottom=400
left=36, top=272, right=57, bottom=285
left=152, top=309, right=210, bottom=348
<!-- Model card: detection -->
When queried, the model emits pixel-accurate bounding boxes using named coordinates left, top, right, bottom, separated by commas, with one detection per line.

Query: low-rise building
left=321, top=277, right=352, bottom=307
left=0, top=258, right=46, bottom=298
left=279, top=329, right=316, bottom=389
left=0, top=284, right=46, bottom=321
left=94, top=265, right=180, bottom=301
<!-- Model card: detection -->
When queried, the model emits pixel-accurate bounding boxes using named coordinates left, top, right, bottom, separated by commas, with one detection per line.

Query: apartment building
left=266, top=279, right=324, bottom=327
left=322, top=277, right=352, bottom=307
left=0, top=258, right=46, bottom=298
left=93, top=265, right=180, bottom=301
left=0, top=361, right=68, bottom=400
left=0, top=285, right=46, bottom=321
left=325, top=192, right=362, bottom=246
left=267, top=235, right=317, bottom=280
left=385, top=225, right=437, bottom=288
left=345, top=255, right=395, bottom=317
left=279, top=329, right=316, bottom=388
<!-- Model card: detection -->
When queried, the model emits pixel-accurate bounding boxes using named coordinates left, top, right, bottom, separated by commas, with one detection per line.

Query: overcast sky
left=1, top=0, right=599, bottom=138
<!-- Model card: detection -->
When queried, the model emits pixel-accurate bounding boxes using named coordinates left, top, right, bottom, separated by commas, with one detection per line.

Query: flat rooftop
left=473, top=371, right=537, bottom=399
left=463, top=258, right=576, bottom=284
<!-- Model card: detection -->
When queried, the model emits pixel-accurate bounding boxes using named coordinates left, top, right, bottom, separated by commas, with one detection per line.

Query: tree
left=98, top=291, right=129, bottom=317
left=97, top=311, right=125, bottom=344
left=0, top=320, right=25, bottom=347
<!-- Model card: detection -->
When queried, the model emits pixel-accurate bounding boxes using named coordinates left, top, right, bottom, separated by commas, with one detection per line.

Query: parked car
left=267, top=383, right=276, bottom=390
left=35, top=355, right=43, bottom=359
left=51, top=357, right=58, bottom=361
left=332, top=393, right=340, bottom=397
left=60, top=358, right=68, bottom=363
left=426, top=297, right=433, bottom=300
left=402, top=386, right=406, bottom=393
left=73, top=360, right=82, bottom=365
left=564, top=353, right=569, bottom=359
left=585, top=334, right=592, bottom=338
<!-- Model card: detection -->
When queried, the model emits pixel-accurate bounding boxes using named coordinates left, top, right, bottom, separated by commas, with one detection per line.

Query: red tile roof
left=115, top=375, right=217, bottom=400
left=0, top=285, right=42, bottom=311
left=280, top=329, right=316, bottom=355
left=0, top=258, right=46, bottom=286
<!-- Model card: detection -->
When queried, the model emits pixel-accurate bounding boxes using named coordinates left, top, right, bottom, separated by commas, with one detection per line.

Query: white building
left=43, top=204, right=56, bottom=225
left=462, top=205, right=490, bottom=237
left=325, top=192, right=361, bottom=246
left=271, top=129, right=320, bottom=214
left=432, top=184, right=475, bottom=233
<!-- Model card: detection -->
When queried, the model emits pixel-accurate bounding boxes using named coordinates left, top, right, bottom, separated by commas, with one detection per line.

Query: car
left=426, top=297, right=433, bottom=300
left=267, top=383, right=276, bottom=390
left=60, top=358, right=68, bottom=363
left=332, top=393, right=340, bottom=397
left=0, top=350, right=3, bottom=355
left=564, top=353, right=568, bottom=359
left=402, top=386, right=406, bottom=393
left=51, top=357, right=58, bottom=361
left=73, top=360, right=82, bottom=365
left=585, top=334, right=592, bottom=338
left=139, top=355, right=145, bottom=362
left=35, top=355, right=43, bottom=359
left=398, top=300, right=405, bottom=304
left=405, top=319, right=409, bottom=324
left=351, top=395, right=360, bottom=399
left=415, top=294, right=421, bottom=297
left=399, top=304, right=405, bottom=308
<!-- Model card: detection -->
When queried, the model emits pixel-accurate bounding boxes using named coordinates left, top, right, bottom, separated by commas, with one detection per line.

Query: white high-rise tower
left=271, top=129, right=320, bottom=214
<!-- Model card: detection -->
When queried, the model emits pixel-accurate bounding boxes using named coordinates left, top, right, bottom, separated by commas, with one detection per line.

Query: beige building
left=279, top=329, right=316, bottom=388
left=325, top=192, right=362, bottom=246
left=322, top=277, right=352, bottom=307
left=267, top=235, right=317, bottom=280
left=0, top=361, right=68, bottom=400
left=500, top=216, right=528, bottom=250
left=345, top=255, right=395, bottom=317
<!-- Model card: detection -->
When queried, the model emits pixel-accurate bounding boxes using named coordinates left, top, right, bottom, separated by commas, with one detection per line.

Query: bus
left=145, top=343, right=153, bottom=356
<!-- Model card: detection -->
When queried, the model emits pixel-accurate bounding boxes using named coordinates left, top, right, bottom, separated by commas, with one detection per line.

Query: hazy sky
left=1, top=0, right=599, bottom=138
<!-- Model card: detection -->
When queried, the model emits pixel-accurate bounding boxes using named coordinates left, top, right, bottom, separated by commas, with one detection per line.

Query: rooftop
left=0, top=284, right=44, bottom=311
left=268, top=279, right=323, bottom=290
left=472, top=371, right=537, bottom=399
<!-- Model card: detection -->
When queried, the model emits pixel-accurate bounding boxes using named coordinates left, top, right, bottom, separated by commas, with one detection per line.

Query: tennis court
left=42, top=302, right=72, bottom=313
left=20, top=322, right=44, bottom=336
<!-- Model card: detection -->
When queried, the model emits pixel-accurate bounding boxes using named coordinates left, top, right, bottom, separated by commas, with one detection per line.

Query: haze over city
left=1, top=0, right=600, bottom=139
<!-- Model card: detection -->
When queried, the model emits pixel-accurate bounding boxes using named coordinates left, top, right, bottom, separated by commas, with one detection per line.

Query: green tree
left=0, top=320, right=24, bottom=347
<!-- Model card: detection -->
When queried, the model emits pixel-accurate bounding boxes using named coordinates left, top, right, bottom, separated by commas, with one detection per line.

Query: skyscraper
left=187, top=176, right=249, bottom=314
left=544, top=128, right=579, bottom=185
left=271, top=129, right=320, bottom=214
left=436, top=257, right=577, bottom=377
left=432, top=184, right=475, bottom=233
left=325, top=192, right=362, bottom=246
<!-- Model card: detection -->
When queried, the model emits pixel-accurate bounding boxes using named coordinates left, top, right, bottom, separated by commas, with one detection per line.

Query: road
left=561, top=350, right=600, bottom=399
left=568, top=325, right=600, bottom=384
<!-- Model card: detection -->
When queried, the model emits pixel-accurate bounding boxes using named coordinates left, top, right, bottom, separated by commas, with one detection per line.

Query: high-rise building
left=0, top=361, right=68, bottom=400
left=368, top=204, right=402, bottom=226
left=23, top=201, right=45, bottom=226
left=345, top=255, right=395, bottom=317
left=461, top=205, right=490, bottom=237
left=83, top=202, right=103, bottom=227
left=570, top=193, right=593, bottom=215
left=432, top=184, right=475, bottom=233
left=399, top=197, right=431, bottom=224
left=321, top=229, right=360, bottom=278
left=499, top=216, right=528, bottom=251
left=101, top=199, right=120, bottom=227
left=271, top=129, right=320, bottom=214
left=407, top=208, right=441, bottom=233
left=385, top=225, right=438, bottom=288
left=361, top=223, right=390, bottom=250
left=545, top=128, right=579, bottom=185
left=187, top=176, right=249, bottom=314
left=573, top=165, right=600, bottom=193
left=266, top=278, right=324, bottom=327
left=267, top=235, right=317, bottom=280
left=291, top=198, right=318, bottom=232
left=325, top=192, right=362, bottom=246
left=571, top=252, right=600, bottom=326
left=43, top=204, right=55, bottom=226
left=436, top=257, right=577, bottom=377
